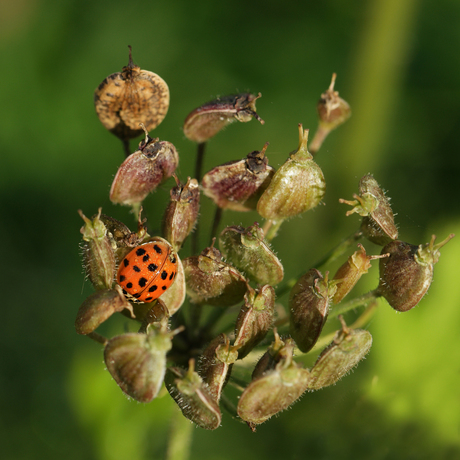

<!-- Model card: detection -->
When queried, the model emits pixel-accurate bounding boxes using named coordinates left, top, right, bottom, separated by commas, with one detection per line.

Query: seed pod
left=378, top=234, right=454, bottom=312
left=233, top=285, right=275, bottom=359
left=289, top=269, right=337, bottom=353
left=307, top=317, right=372, bottom=390
left=257, top=124, right=326, bottom=221
left=104, top=323, right=174, bottom=403
left=199, top=334, right=238, bottom=402
left=332, top=244, right=389, bottom=304
left=340, top=174, right=398, bottom=246
left=99, top=212, right=149, bottom=251
left=165, top=360, right=222, bottom=430
left=110, top=125, right=179, bottom=207
left=317, top=73, right=351, bottom=131
left=201, top=143, right=275, bottom=212
left=183, top=244, right=248, bottom=307
left=162, top=176, right=200, bottom=251
left=158, top=253, right=186, bottom=316
left=219, top=223, right=284, bottom=286
left=75, top=287, right=133, bottom=335
left=79, top=208, right=116, bottom=290
left=94, top=46, right=169, bottom=142
left=183, top=93, right=264, bottom=144
left=237, top=335, right=310, bottom=425
left=251, top=329, right=289, bottom=380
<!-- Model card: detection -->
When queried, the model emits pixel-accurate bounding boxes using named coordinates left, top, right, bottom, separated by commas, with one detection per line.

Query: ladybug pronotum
left=117, top=239, right=178, bottom=303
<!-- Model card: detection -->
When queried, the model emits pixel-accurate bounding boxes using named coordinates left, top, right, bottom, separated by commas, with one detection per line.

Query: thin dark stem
left=87, top=331, right=108, bottom=346
left=210, top=206, right=223, bottom=243
left=121, top=139, right=131, bottom=157
left=192, top=142, right=207, bottom=255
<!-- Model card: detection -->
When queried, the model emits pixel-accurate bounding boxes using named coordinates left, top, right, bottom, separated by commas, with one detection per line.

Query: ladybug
left=117, top=239, right=178, bottom=303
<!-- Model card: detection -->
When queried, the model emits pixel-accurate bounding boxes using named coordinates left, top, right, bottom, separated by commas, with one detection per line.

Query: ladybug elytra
left=117, top=239, right=177, bottom=303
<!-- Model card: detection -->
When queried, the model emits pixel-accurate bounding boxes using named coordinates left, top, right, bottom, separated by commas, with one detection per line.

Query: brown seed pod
left=183, top=93, right=264, bottom=143
left=94, top=46, right=169, bottom=142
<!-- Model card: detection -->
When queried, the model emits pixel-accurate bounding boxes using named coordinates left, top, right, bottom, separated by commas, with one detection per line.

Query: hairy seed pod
left=183, top=243, right=248, bottom=307
left=233, top=285, right=275, bottom=359
left=94, top=46, right=169, bottom=142
left=162, top=176, right=200, bottom=252
left=165, top=360, right=222, bottom=430
left=201, top=143, right=275, bottom=211
left=104, top=323, right=174, bottom=403
left=340, top=174, right=398, bottom=246
left=219, top=223, right=284, bottom=286
left=378, top=234, right=454, bottom=312
left=257, top=124, right=326, bottom=221
left=199, top=334, right=237, bottom=402
left=237, top=335, right=310, bottom=425
left=289, top=269, right=337, bottom=353
left=79, top=208, right=116, bottom=290
left=110, top=125, right=179, bottom=207
left=183, top=93, right=264, bottom=143
left=157, top=253, right=186, bottom=316
left=307, top=317, right=372, bottom=390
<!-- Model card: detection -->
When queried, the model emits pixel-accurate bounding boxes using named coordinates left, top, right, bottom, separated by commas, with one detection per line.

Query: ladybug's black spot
left=122, top=289, right=128, bottom=295
left=148, top=285, right=158, bottom=292
left=126, top=282, right=133, bottom=289
left=138, top=277, right=148, bottom=288
left=161, top=271, right=168, bottom=280
left=136, top=248, right=147, bottom=256
left=169, top=272, right=174, bottom=280
left=153, top=244, right=162, bottom=254
left=171, top=255, right=177, bottom=264
left=143, top=254, right=150, bottom=262
left=119, top=275, right=126, bottom=282
left=148, top=263, right=158, bottom=272
left=162, top=285, right=167, bottom=290
left=133, top=265, right=141, bottom=272
left=133, top=293, right=141, bottom=298
left=123, top=258, right=129, bottom=267
left=145, top=297, right=152, bottom=301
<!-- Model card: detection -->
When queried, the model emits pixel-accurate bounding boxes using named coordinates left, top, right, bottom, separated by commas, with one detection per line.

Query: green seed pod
left=183, top=244, right=248, bottom=307
left=378, top=234, right=454, bottom=312
left=237, top=335, right=310, bottom=425
left=289, top=269, right=337, bottom=353
left=201, top=143, right=275, bottom=212
left=162, top=175, right=200, bottom=252
left=165, top=360, right=222, bottom=430
left=110, top=125, right=179, bottom=207
left=219, top=223, right=284, bottom=286
left=257, top=124, right=326, bottom=221
left=99, top=212, right=149, bottom=251
left=340, top=174, right=398, bottom=246
left=75, top=287, right=133, bottom=335
left=94, top=46, right=169, bottom=142
left=332, top=244, right=388, bottom=304
left=307, top=317, right=372, bottom=390
left=79, top=208, right=116, bottom=290
left=183, top=93, right=264, bottom=144
left=104, top=323, right=174, bottom=403
left=233, top=285, right=275, bottom=359
left=199, top=334, right=238, bottom=402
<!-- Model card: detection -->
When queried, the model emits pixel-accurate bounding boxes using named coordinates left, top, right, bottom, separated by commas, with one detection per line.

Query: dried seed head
left=157, top=253, right=186, bottom=316
left=317, top=73, right=351, bottom=130
left=289, top=269, right=337, bottom=353
left=162, top=176, right=200, bottom=251
left=257, top=124, right=326, bottom=221
left=79, top=208, right=116, bottom=290
left=219, top=223, right=284, bottom=286
left=183, top=243, right=248, bottom=307
left=201, top=143, right=275, bottom=211
left=199, top=334, right=237, bottom=402
left=183, top=93, right=264, bottom=143
left=94, top=46, right=169, bottom=141
left=237, top=334, right=310, bottom=425
left=307, top=316, right=372, bottom=390
left=165, top=360, right=222, bottom=430
left=332, top=244, right=389, bottom=304
left=378, top=234, right=454, bottom=312
left=75, top=288, right=133, bottom=335
left=104, top=324, right=174, bottom=403
left=233, top=285, right=276, bottom=359
left=110, top=125, right=179, bottom=207
left=340, top=174, right=398, bottom=245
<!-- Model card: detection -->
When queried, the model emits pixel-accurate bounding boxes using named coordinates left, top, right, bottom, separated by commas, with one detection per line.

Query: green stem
left=210, top=206, right=223, bottom=243
left=166, top=409, right=193, bottom=460
left=263, top=219, right=284, bottom=242
left=87, top=331, right=108, bottom=346
left=191, top=142, right=207, bottom=255
left=328, top=288, right=381, bottom=319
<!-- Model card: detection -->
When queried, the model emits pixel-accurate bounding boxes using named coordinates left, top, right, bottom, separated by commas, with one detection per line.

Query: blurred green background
left=2, top=0, right=460, bottom=458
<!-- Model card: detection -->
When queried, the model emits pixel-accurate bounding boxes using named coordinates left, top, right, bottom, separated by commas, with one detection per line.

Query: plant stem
left=191, top=142, right=207, bottom=255
left=263, top=219, right=284, bottom=241
left=210, top=206, right=223, bottom=243
left=121, top=139, right=131, bottom=157
left=166, top=408, right=193, bottom=460
left=87, top=331, right=108, bottom=346
left=328, top=288, right=381, bottom=319
left=309, top=124, right=331, bottom=157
